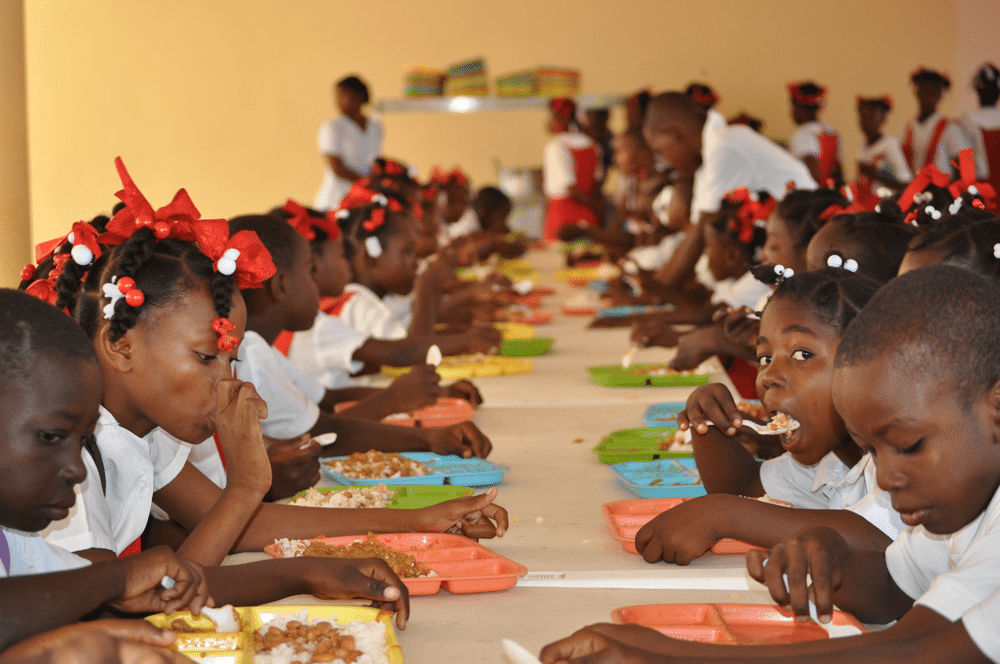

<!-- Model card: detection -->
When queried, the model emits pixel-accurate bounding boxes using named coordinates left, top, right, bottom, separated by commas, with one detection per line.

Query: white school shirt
left=337, top=283, right=408, bottom=341
left=857, top=134, right=913, bottom=196
left=963, top=587, right=1000, bottom=662
left=886, top=483, right=1000, bottom=622
left=651, top=185, right=673, bottom=226
left=957, top=107, right=1000, bottom=180
left=235, top=330, right=325, bottom=439
left=710, top=270, right=773, bottom=311
left=41, top=407, right=190, bottom=555
left=1, top=526, right=89, bottom=577
left=901, top=111, right=970, bottom=175
left=446, top=208, right=481, bottom=240
left=313, top=116, right=383, bottom=211
left=760, top=452, right=903, bottom=539
left=789, top=121, right=842, bottom=161
left=692, top=110, right=816, bottom=215
left=288, top=312, right=368, bottom=390
left=543, top=131, right=602, bottom=199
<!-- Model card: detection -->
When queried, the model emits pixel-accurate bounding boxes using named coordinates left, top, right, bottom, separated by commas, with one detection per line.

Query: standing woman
left=543, top=97, right=603, bottom=241
left=314, top=75, right=383, bottom=211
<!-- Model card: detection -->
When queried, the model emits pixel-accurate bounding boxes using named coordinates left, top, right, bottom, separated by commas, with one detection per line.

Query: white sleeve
left=912, top=523, right=1000, bottom=621
left=318, top=121, right=337, bottom=156
left=789, top=126, right=819, bottom=158
left=147, top=430, right=192, bottom=491
left=186, top=439, right=228, bottom=490
left=759, top=454, right=833, bottom=510
left=235, top=337, right=321, bottom=439
left=934, top=122, right=972, bottom=174
left=301, top=313, right=367, bottom=375
left=338, top=291, right=407, bottom=341
left=963, top=590, right=1000, bottom=663
left=544, top=138, right=576, bottom=198
left=277, top=352, right=327, bottom=404
left=884, top=139, right=914, bottom=183
left=3, top=530, right=90, bottom=577
left=40, top=450, right=117, bottom=554
left=885, top=528, right=954, bottom=604
left=692, top=142, right=755, bottom=214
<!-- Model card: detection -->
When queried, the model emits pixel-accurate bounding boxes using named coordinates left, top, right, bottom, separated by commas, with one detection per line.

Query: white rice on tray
left=289, top=485, right=394, bottom=509
left=255, top=610, right=388, bottom=664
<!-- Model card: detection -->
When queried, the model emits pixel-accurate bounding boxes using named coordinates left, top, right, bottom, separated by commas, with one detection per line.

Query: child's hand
left=383, top=365, right=442, bottom=413
left=300, top=558, right=410, bottom=631
left=466, top=325, right=502, bottom=353
left=746, top=526, right=848, bottom=624
left=412, top=487, right=508, bottom=539
left=668, top=327, right=718, bottom=371
left=540, top=624, right=669, bottom=664
left=0, top=619, right=186, bottom=664
left=423, top=421, right=492, bottom=458
left=679, top=383, right=743, bottom=435
left=110, top=546, right=211, bottom=615
left=631, top=320, right=680, bottom=349
left=264, top=434, right=321, bottom=500
left=713, top=305, right=760, bottom=351
left=633, top=495, right=722, bottom=565
left=214, top=378, right=271, bottom=495
left=440, top=379, right=483, bottom=406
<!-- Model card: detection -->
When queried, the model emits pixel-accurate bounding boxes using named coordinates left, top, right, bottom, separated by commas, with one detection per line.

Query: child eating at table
left=633, top=267, right=901, bottom=566
left=539, top=266, right=1000, bottom=663
left=35, top=158, right=507, bottom=570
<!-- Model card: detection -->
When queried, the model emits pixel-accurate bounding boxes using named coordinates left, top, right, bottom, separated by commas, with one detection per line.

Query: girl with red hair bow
left=788, top=81, right=844, bottom=187
left=543, top=97, right=604, bottom=240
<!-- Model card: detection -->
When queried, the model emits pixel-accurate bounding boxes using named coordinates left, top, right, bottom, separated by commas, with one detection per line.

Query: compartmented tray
left=321, top=452, right=509, bottom=487
left=286, top=484, right=474, bottom=509
left=333, top=397, right=474, bottom=428
left=601, top=497, right=761, bottom=556
left=641, top=402, right=688, bottom=427
left=588, top=364, right=712, bottom=388
left=146, top=605, right=402, bottom=663
left=608, top=458, right=706, bottom=499
left=592, top=427, right=692, bottom=464
left=611, top=603, right=865, bottom=644
left=382, top=356, right=533, bottom=380
left=499, top=337, right=554, bottom=356
left=264, top=533, right=527, bottom=596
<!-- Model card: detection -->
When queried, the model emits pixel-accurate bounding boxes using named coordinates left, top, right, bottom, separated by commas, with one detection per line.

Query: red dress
left=816, top=131, right=841, bottom=183
left=545, top=142, right=599, bottom=240
left=981, top=127, right=1000, bottom=209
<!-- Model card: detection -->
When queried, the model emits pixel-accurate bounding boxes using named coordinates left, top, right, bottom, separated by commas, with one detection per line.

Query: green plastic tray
left=588, top=364, right=712, bottom=387
left=592, top=427, right=693, bottom=464
left=499, top=337, right=554, bottom=356
left=287, top=484, right=474, bottom=509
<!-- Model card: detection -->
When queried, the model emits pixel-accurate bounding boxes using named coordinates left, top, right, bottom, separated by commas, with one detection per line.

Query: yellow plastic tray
left=382, top=356, right=532, bottom=380
left=492, top=322, right=535, bottom=339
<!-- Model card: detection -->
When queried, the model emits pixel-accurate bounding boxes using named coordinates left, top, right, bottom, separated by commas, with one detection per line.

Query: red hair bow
left=429, top=166, right=469, bottom=189
left=34, top=220, right=103, bottom=266
left=372, top=159, right=405, bottom=177
left=948, top=149, right=996, bottom=206
left=283, top=199, right=340, bottom=242
left=688, top=87, right=719, bottom=107
left=198, top=230, right=276, bottom=290
left=787, top=82, right=826, bottom=107
left=819, top=184, right=870, bottom=220
left=857, top=95, right=893, bottom=110
left=25, top=277, right=58, bottom=305
left=724, top=188, right=775, bottom=243
left=897, top=164, right=951, bottom=212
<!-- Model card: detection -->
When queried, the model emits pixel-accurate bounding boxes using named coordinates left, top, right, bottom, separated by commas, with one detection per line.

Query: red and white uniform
left=958, top=106, right=1000, bottom=198
left=543, top=131, right=601, bottom=240
left=900, top=111, right=970, bottom=175
left=789, top=121, right=842, bottom=183
left=856, top=134, right=912, bottom=204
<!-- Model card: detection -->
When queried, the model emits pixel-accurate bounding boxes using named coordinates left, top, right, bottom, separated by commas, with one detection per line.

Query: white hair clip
left=968, top=185, right=979, bottom=196
left=826, top=254, right=843, bottom=269
left=875, top=204, right=882, bottom=213
left=623, top=260, right=639, bottom=275
left=994, top=243, right=1000, bottom=259
left=365, top=236, right=382, bottom=258
left=407, top=165, right=419, bottom=178
left=335, top=209, right=350, bottom=220
left=371, top=193, right=388, bottom=207
left=843, top=187, right=854, bottom=203
left=924, top=205, right=942, bottom=221
left=102, top=277, right=123, bottom=319
left=875, top=186, right=894, bottom=199
left=843, top=258, right=859, bottom=272
left=216, top=248, right=240, bottom=276
left=949, top=198, right=963, bottom=214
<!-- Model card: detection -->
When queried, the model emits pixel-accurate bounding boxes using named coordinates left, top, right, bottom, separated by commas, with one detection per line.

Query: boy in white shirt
left=900, top=68, right=970, bottom=176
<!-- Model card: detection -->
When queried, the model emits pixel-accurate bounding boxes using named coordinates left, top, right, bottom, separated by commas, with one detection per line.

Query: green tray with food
left=588, top=364, right=712, bottom=387
left=286, top=484, right=474, bottom=509
left=592, top=427, right=693, bottom=464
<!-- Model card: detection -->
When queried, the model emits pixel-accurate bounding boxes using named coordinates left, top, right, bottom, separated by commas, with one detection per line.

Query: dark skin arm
left=0, top=620, right=189, bottom=664
left=336, top=365, right=441, bottom=421
left=668, top=323, right=754, bottom=371
left=325, top=155, right=363, bottom=183
left=857, top=161, right=909, bottom=191
left=308, top=413, right=491, bottom=458
left=350, top=329, right=501, bottom=368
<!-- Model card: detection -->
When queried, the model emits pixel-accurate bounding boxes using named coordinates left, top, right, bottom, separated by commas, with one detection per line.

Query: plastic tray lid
left=604, top=426, right=677, bottom=441
left=499, top=337, right=554, bottom=356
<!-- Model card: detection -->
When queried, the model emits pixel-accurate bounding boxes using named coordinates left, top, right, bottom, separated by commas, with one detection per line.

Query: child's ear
left=98, top=324, right=134, bottom=374
left=268, top=270, right=288, bottom=303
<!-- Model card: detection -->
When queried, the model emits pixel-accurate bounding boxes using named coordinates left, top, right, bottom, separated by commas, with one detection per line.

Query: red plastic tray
left=562, top=303, right=599, bottom=316
left=264, top=533, right=527, bottom=595
left=601, top=498, right=763, bottom=556
left=611, top=604, right=865, bottom=644
left=510, top=293, right=545, bottom=308
left=504, top=310, right=554, bottom=325
left=333, top=397, right=474, bottom=428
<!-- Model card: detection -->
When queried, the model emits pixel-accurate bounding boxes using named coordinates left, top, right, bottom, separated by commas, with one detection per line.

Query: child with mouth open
left=632, top=267, right=903, bottom=565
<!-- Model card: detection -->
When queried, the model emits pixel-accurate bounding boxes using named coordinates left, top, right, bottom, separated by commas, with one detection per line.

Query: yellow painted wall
left=21, top=0, right=995, bottom=251
left=1, top=0, right=32, bottom=287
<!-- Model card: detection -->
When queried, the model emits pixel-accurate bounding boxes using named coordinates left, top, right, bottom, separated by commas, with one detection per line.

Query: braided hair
left=336, top=186, right=412, bottom=264
left=810, top=210, right=916, bottom=283
left=777, top=188, right=849, bottom=251
left=920, top=215, right=1000, bottom=286
left=710, top=190, right=772, bottom=266
left=752, top=266, right=880, bottom=335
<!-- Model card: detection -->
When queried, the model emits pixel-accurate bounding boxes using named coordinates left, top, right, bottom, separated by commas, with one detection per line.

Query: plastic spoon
left=708, top=418, right=801, bottom=436
left=621, top=345, right=638, bottom=369
left=312, top=433, right=338, bottom=447
left=771, top=569, right=863, bottom=638
left=426, top=344, right=443, bottom=367
left=501, top=639, right=543, bottom=664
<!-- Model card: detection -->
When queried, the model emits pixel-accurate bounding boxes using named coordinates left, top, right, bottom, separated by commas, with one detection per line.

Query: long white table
left=229, top=248, right=774, bottom=663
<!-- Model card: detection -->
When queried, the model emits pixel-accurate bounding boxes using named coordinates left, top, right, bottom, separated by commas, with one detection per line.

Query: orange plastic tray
left=601, top=498, right=762, bottom=556
left=562, top=303, right=599, bottom=316
left=611, top=604, right=865, bottom=644
left=333, top=397, right=474, bottom=428
left=503, top=310, right=554, bottom=325
left=264, top=533, right=527, bottom=595
left=510, top=293, right=545, bottom=308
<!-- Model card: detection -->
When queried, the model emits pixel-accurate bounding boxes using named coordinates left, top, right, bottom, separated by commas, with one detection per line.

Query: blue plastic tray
left=642, top=402, right=688, bottom=428
left=596, top=304, right=676, bottom=318
left=321, top=452, right=509, bottom=488
left=608, top=458, right=706, bottom=499
left=588, top=280, right=610, bottom=293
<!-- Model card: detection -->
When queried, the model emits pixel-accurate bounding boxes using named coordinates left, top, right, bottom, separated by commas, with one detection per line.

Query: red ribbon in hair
left=787, top=82, right=826, bottom=107
left=819, top=184, right=870, bottom=220
left=429, top=166, right=469, bottom=189
left=283, top=199, right=340, bottom=242
left=25, top=278, right=58, bottom=305
left=896, top=164, right=951, bottom=212
left=688, top=87, right=719, bottom=107
left=857, top=95, right=893, bottom=110
left=199, top=230, right=277, bottom=290
left=371, top=159, right=405, bottom=177
left=35, top=221, right=103, bottom=265
left=723, top=188, right=775, bottom=243
left=948, top=148, right=997, bottom=204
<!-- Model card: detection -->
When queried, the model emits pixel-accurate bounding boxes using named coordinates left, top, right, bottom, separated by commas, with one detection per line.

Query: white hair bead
left=365, top=236, right=383, bottom=258
left=102, top=277, right=123, bottom=319
left=827, top=254, right=844, bottom=269
left=843, top=259, right=859, bottom=272
left=949, top=198, right=963, bottom=214
left=994, top=243, right=1000, bottom=259
left=70, top=244, right=94, bottom=266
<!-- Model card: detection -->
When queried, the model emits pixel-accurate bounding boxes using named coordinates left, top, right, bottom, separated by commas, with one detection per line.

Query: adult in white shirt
left=313, top=75, right=383, bottom=211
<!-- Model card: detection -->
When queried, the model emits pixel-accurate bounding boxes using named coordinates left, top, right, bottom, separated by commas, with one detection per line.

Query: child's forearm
left=202, top=559, right=312, bottom=606
left=318, top=387, right=380, bottom=412
left=691, top=428, right=766, bottom=496
left=311, top=414, right=431, bottom=455
left=0, top=563, right=126, bottom=651
left=336, top=390, right=400, bottom=421
left=177, top=485, right=267, bottom=567
left=408, top=275, right=437, bottom=337
left=653, top=211, right=711, bottom=289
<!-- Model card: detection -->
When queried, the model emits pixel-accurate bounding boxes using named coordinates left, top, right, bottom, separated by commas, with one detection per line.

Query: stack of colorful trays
left=496, top=70, right=536, bottom=97
left=444, top=58, right=489, bottom=96
left=535, top=66, right=580, bottom=96
left=404, top=66, right=445, bottom=96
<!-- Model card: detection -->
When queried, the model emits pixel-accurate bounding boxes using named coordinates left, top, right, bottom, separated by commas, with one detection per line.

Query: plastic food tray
left=510, top=292, right=544, bottom=308
left=502, top=310, right=554, bottom=325
left=601, top=498, right=760, bottom=556
left=595, top=304, right=676, bottom=318
left=382, top=356, right=533, bottom=381
left=608, top=458, right=706, bottom=499
left=499, top=337, right=554, bottom=356
left=146, top=605, right=402, bottom=663
left=264, top=533, right=527, bottom=596
left=592, top=427, right=692, bottom=464
left=641, top=402, right=688, bottom=428
left=321, top=452, right=509, bottom=487
left=611, top=604, right=865, bottom=644
left=493, top=322, right=535, bottom=339
left=333, top=397, right=474, bottom=428
left=588, top=364, right=712, bottom=387
left=286, top=485, right=474, bottom=509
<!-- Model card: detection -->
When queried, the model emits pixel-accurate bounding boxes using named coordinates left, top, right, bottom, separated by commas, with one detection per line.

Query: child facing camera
left=540, top=265, right=1000, bottom=664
